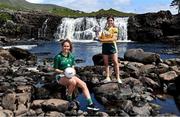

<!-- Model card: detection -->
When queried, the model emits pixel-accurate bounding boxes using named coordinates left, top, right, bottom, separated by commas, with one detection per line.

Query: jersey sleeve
left=53, top=55, right=60, bottom=69
left=71, top=54, right=75, bottom=66
left=113, top=27, right=118, bottom=34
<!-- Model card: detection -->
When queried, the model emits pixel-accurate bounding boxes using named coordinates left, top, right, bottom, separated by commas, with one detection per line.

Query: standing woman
left=53, top=39, right=99, bottom=111
left=99, top=16, right=122, bottom=84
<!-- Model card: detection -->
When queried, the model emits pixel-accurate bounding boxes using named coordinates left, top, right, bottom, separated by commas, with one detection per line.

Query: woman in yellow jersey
left=99, top=16, right=122, bottom=84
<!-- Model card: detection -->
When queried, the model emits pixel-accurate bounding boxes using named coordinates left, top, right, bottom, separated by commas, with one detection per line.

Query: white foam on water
left=2, top=45, right=37, bottom=50
left=55, top=39, right=133, bottom=43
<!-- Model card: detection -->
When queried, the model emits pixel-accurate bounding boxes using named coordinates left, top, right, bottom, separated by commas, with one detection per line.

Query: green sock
left=87, top=98, right=93, bottom=105
left=67, top=95, right=72, bottom=101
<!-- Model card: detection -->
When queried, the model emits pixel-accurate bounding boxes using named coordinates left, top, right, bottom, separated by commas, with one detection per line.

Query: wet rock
left=19, top=109, right=37, bottom=116
left=0, top=65, right=13, bottom=76
left=34, top=86, right=51, bottom=99
left=164, top=58, right=180, bottom=66
left=157, top=63, right=169, bottom=74
left=16, top=85, right=33, bottom=93
left=124, top=49, right=160, bottom=64
left=93, top=83, right=119, bottom=94
left=9, top=47, right=37, bottom=65
left=121, top=100, right=133, bottom=113
left=132, top=103, right=151, bottom=116
left=2, top=92, right=31, bottom=115
left=14, top=66, right=32, bottom=76
left=123, top=62, right=140, bottom=78
left=139, top=64, right=156, bottom=74
left=14, top=103, right=29, bottom=116
left=2, top=92, right=16, bottom=111
left=170, top=66, right=180, bottom=75
left=0, top=48, right=16, bottom=63
left=92, top=54, right=104, bottom=66
left=139, top=76, right=160, bottom=89
left=31, top=99, right=69, bottom=112
left=159, top=71, right=178, bottom=81
left=0, top=110, right=13, bottom=117
left=97, top=111, right=109, bottom=117
left=45, top=111, right=66, bottom=117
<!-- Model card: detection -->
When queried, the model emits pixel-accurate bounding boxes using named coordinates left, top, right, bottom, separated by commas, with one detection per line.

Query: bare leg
left=59, top=76, right=91, bottom=99
left=103, top=54, right=110, bottom=78
left=60, top=76, right=99, bottom=110
left=59, top=77, right=76, bottom=96
left=73, top=76, right=91, bottom=99
left=111, top=53, right=120, bottom=79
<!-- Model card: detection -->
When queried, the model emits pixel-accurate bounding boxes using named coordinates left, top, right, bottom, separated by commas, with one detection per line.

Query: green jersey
left=53, top=52, right=75, bottom=70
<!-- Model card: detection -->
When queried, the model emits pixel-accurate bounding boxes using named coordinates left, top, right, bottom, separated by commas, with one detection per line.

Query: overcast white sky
left=26, top=0, right=178, bottom=14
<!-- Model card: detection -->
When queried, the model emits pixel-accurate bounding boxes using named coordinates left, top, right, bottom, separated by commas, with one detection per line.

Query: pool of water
left=152, top=95, right=180, bottom=115
left=29, top=41, right=179, bottom=67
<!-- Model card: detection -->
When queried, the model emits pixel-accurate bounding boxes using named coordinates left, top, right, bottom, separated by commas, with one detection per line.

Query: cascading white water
left=54, top=17, right=129, bottom=42
left=38, top=18, right=48, bottom=38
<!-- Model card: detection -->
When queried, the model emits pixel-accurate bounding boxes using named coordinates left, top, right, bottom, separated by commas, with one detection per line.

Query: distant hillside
left=89, top=8, right=135, bottom=17
left=0, top=0, right=73, bottom=11
left=0, top=0, right=135, bottom=17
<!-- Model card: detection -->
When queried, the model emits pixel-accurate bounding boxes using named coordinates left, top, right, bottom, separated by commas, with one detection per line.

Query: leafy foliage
left=0, top=12, right=12, bottom=23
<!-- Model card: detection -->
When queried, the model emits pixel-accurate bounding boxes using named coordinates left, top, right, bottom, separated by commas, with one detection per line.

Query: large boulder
left=0, top=48, right=16, bottom=63
left=92, top=54, right=104, bottom=66
left=124, top=49, right=160, bottom=64
left=8, top=47, right=37, bottom=65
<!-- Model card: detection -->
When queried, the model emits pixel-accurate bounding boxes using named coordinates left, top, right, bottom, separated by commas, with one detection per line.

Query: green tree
left=171, top=0, right=180, bottom=13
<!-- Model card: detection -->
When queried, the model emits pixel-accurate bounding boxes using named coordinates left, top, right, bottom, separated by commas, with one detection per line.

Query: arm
left=99, top=27, right=118, bottom=42
left=53, top=55, right=64, bottom=74
left=71, top=55, right=76, bottom=73
left=54, top=68, right=64, bottom=74
left=99, top=33, right=118, bottom=42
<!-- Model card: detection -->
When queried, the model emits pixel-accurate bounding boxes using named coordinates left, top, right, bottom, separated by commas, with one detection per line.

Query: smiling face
left=62, top=41, right=71, bottom=54
left=107, top=17, right=114, bottom=27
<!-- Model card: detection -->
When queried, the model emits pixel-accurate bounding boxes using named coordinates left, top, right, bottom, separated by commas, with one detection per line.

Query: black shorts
left=102, top=43, right=117, bottom=55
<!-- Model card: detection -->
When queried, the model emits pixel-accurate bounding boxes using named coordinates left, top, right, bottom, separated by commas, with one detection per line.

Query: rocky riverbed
left=0, top=47, right=180, bottom=116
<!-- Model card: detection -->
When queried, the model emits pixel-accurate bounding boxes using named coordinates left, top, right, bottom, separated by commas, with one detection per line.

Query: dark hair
left=107, top=15, right=114, bottom=21
left=105, top=15, right=115, bottom=28
left=61, top=39, right=73, bottom=52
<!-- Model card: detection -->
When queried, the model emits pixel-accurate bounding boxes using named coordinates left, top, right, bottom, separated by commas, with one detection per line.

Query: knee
left=81, top=81, right=88, bottom=89
left=113, top=60, right=119, bottom=66
left=69, top=79, right=77, bottom=87
left=104, top=61, right=109, bottom=66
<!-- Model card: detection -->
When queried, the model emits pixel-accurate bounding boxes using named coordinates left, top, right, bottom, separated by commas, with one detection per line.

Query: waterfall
left=38, top=18, right=48, bottom=38
left=54, top=17, right=129, bottom=42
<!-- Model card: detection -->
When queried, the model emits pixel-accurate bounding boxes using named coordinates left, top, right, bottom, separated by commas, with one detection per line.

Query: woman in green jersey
left=54, top=39, right=99, bottom=111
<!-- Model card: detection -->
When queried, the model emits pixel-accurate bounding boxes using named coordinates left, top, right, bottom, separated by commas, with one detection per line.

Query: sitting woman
left=53, top=39, right=99, bottom=111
